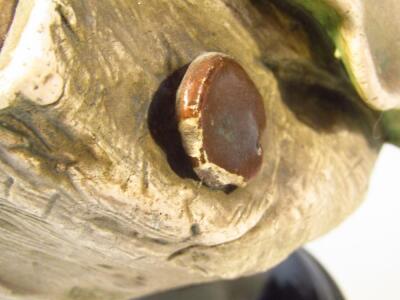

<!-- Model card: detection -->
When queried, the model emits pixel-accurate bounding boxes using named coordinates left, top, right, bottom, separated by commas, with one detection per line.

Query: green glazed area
left=292, top=0, right=400, bottom=147
left=383, top=110, right=400, bottom=147
left=291, top=0, right=342, bottom=37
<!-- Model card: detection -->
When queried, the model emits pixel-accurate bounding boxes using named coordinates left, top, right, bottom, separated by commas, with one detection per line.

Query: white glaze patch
left=0, top=0, right=64, bottom=109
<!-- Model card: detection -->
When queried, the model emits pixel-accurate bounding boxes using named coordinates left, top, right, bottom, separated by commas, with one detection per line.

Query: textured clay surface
left=0, top=1, right=382, bottom=299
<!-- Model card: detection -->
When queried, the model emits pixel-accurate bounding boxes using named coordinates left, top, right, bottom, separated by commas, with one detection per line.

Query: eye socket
left=149, top=53, right=266, bottom=191
left=148, top=64, right=199, bottom=182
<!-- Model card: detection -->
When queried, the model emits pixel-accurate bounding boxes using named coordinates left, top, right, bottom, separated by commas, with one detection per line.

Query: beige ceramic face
left=0, top=1, right=383, bottom=299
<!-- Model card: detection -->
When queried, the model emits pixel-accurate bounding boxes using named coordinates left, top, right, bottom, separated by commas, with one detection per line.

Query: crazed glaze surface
left=0, top=1, right=382, bottom=299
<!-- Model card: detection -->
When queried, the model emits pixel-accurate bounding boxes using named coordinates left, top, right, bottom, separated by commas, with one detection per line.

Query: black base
left=136, top=249, right=345, bottom=300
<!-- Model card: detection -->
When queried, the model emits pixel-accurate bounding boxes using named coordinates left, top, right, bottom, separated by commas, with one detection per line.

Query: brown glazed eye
left=176, top=52, right=266, bottom=189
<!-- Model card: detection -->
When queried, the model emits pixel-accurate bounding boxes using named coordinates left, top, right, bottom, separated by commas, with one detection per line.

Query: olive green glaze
left=383, top=110, right=400, bottom=147
left=291, top=0, right=341, bottom=37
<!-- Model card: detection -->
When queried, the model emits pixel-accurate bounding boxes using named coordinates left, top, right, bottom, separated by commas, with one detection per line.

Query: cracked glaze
left=0, top=0, right=382, bottom=299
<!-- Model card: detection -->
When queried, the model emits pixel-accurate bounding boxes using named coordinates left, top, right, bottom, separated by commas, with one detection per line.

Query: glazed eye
left=148, top=53, right=266, bottom=191
left=176, top=53, right=266, bottom=190
left=149, top=53, right=266, bottom=190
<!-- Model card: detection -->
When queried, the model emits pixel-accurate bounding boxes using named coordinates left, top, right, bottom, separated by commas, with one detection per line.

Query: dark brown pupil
left=201, top=58, right=265, bottom=180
